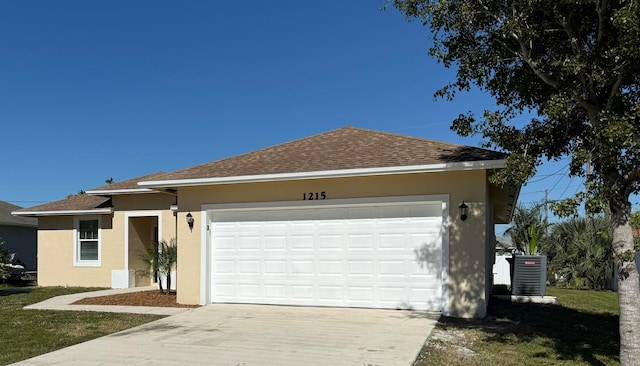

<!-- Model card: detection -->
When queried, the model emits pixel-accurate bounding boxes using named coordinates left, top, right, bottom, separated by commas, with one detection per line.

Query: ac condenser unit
left=512, top=255, right=547, bottom=296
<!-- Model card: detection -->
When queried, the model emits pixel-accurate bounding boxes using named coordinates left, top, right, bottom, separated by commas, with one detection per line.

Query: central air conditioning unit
left=511, top=255, right=547, bottom=296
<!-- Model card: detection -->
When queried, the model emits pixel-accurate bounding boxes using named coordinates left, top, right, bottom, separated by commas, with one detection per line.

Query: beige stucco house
left=13, top=127, right=519, bottom=318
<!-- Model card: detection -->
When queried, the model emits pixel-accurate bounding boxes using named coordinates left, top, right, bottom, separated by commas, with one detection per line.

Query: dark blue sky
left=1, top=0, right=596, bottom=231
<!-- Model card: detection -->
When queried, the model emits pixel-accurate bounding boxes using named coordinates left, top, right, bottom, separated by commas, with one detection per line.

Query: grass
left=413, top=287, right=620, bottom=366
left=0, top=285, right=162, bottom=365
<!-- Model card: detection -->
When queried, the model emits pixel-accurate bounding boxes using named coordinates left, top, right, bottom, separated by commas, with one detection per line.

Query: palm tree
left=506, top=203, right=549, bottom=255
left=138, top=238, right=178, bottom=294
left=542, top=217, right=613, bottom=290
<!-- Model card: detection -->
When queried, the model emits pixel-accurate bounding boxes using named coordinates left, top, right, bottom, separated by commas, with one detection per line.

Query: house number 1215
left=303, top=191, right=326, bottom=200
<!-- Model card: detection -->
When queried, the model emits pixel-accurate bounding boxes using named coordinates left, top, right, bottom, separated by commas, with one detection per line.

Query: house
left=0, top=200, right=37, bottom=271
left=13, top=127, right=520, bottom=318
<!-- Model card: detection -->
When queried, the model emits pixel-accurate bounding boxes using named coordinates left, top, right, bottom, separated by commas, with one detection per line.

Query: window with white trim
left=74, top=217, right=101, bottom=266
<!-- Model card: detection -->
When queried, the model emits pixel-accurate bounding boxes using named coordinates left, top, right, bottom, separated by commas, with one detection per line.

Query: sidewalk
left=24, top=286, right=192, bottom=316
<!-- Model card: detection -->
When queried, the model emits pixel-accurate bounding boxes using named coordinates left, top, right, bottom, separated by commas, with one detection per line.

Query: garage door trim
left=199, top=194, right=450, bottom=314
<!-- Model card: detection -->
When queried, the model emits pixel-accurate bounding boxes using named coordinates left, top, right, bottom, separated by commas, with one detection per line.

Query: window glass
left=80, top=241, right=99, bottom=260
left=76, top=219, right=100, bottom=265
left=79, top=220, right=98, bottom=240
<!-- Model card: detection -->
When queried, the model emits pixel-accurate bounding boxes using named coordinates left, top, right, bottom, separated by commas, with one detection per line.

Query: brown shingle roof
left=0, top=201, right=37, bottom=226
left=151, top=127, right=506, bottom=181
left=15, top=127, right=508, bottom=215
left=89, top=172, right=166, bottom=191
left=14, top=172, right=167, bottom=215
left=13, top=194, right=112, bottom=214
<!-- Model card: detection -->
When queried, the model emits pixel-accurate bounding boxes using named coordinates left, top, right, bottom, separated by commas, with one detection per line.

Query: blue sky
left=1, top=1, right=607, bottom=233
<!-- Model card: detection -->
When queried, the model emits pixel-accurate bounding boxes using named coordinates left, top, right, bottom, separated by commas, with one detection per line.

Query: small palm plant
left=138, top=238, right=178, bottom=294
left=506, top=203, right=549, bottom=255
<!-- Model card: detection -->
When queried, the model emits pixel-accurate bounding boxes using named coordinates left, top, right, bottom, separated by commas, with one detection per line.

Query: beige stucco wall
left=37, top=193, right=176, bottom=288
left=37, top=215, right=117, bottom=287
left=174, top=170, right=492, bottom=318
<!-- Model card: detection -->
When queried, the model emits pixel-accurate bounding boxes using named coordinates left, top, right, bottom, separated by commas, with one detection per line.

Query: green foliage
left=507, top=203, right=549, bottom=255
left=542, top=217, right=613, bottom=290
left=631, top=211, right=640, bottom=229
left=0, top=287, right=159, bottom=364
left=392, top=0, right=640, bottom=202
left=0, top=238, right=11, bottom=279
left=137, top=238, right=178, bottom=294
left=392, top=0, right=639, bottom=359
left=66, top=190, right=86, bottom=198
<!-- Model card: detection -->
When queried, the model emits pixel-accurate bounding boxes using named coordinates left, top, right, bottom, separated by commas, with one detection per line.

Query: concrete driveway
left=12, top=304, right=438, bottom=366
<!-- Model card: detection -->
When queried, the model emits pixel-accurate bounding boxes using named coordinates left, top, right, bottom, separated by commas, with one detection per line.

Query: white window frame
left=74, top=216, right=102, bottom=267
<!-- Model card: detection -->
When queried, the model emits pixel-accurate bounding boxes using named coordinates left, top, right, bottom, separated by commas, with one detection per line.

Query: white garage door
left=209, top=200, right=444, bottom=311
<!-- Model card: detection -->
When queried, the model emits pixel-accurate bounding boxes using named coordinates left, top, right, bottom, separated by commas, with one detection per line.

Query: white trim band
left=85, top=188, right=158, bottom=195
left=140, top=160, right=506, bottom=188
left=11, top=208, right=113, bottom=217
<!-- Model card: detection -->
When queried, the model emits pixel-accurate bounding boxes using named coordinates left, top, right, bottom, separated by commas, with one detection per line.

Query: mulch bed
left=72, top=290, right=200, bottom=308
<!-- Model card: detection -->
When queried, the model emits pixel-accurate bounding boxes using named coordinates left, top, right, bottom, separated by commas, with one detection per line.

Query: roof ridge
left=89, top=171, right=167, bottom=191
left=349, top=126, right=491, bottom=150
left=141, top=126, right=507, bottom=183
left=158, top=127, right=355, bottom=179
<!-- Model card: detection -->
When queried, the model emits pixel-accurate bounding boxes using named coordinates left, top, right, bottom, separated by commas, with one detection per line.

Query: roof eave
left=85, top=188, right=159, bottom=195
left=139, top=159, right=507, bottom=188
left=11, top=208, right=114, bottom=217
left=0, top=221, right=37, bottom=227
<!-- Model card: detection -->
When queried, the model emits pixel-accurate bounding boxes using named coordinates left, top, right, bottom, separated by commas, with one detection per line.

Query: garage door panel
left=264, top=285, right=286, bottom=299
left=347, top=260, right=374, bottom=275
left=238, top=236, right=260, bottom=249
left=348, top=286, right=374, bottom=300
left=318, top=286, right=343, bottom=300
left=291, top=260, right=314, bottom=275
left=291, top=235, right=314, bottom=249
left=378, top=260, right=407, bottom=276
left=347, top=234, right=375, bottom=249
left=317, top=235, right=344, bottom=249
left=291, top=285, right=314, bottom=300
left=238, top=260, right=260, bottom=274
left=211, top=202, right=444, bottom=311
left=213, top=283, right=236, bottom=297
left=264, top=260, right=286, bottom=274
left=264, top=236, right=287, bottom=249
left=318, top=260, right=343, bottom=275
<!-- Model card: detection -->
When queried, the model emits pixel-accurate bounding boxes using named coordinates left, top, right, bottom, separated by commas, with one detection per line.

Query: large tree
left=391, top=0, right=640, bottom=363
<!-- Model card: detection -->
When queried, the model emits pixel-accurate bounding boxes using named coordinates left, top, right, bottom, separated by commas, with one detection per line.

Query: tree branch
left=517, top=39, right=559, bottom=89
left=607, top=72, right=625, bottom=109
left=596, top=0, right=609, bottom=46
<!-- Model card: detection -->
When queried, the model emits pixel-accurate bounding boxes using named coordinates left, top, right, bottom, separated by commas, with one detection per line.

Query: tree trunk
left=610, top=200, right=640, bottom=366
left=166, top=273, right=171, bottom=295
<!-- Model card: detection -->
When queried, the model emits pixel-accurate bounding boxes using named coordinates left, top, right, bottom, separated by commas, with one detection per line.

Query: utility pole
left=544, top=189, right=549, bottom=226
left=586, top=160, right=592, bottom=221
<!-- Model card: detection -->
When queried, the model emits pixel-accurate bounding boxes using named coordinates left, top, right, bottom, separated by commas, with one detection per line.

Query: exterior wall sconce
left=459, top=202, right=468, bottom=221
left=186, top=212, right=194, bottom=231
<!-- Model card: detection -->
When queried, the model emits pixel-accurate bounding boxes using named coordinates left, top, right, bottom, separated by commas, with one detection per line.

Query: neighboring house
left=0, top=200, right=37, bottom=271
left=13, top=127, right=520, bottom=318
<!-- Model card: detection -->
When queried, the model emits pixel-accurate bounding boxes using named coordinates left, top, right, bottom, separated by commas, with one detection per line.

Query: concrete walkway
left=15, top=288, right=438, bottom=366
left=23, top=286, right=190, bottom=316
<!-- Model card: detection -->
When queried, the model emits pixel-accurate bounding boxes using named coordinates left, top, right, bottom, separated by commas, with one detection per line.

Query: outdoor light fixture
left=186, top=212, right=194, bottom=231
left=459, top=202, right=468, bottom=221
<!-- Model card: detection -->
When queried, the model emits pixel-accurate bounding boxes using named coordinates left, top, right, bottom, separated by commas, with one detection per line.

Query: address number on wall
left=302, top=191, right=326, bottom=200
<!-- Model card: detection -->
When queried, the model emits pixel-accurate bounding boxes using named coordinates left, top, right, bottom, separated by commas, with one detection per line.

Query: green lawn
left=413, top=287, right=620, bottom=366
left=0, top=286, right=162, bottom=365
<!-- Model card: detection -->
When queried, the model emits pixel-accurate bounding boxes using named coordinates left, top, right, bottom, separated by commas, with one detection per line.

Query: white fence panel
left=493, top=255, right=511, bottom=286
